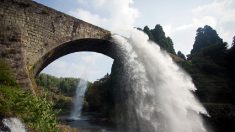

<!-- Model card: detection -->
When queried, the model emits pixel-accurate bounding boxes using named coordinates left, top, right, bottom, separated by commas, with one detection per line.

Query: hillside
left=142, top=24, right=235, bottom=132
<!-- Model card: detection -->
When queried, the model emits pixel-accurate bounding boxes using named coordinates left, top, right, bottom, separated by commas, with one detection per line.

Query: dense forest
left=182, top=25, right=235, bottom=104
left=36, top=73, right=81, bottom=97
left=82, top=74, right=115, bottom=119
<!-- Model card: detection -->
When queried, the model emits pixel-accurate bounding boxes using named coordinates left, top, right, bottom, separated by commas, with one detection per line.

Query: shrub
left=0, top=59, right=58, bottom=131
left=0, top=85, right=58, bottom=131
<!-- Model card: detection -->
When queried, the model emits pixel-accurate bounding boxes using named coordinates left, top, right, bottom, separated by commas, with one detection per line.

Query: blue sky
left=34, top=0, right=235, bottom=82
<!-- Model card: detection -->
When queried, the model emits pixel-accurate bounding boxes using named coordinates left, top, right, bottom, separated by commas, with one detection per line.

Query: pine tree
left=191, top=25, right=225, bottom=54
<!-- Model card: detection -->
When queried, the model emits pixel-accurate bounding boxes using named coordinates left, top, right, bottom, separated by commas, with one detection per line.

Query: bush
left=0, top=59, right=58, bottom=131
left=0, top=85, right=58, bottom=131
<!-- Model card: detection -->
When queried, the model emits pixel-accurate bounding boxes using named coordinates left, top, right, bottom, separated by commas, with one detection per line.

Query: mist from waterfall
left=112, top=29, right=208, bottom=132
left=70, top=79, right=88, bottom=120
left=2, top=118, right=26, bottom=132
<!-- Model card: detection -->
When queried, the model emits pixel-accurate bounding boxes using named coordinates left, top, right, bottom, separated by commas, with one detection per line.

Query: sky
left=34, top=0, right=235, bottom=82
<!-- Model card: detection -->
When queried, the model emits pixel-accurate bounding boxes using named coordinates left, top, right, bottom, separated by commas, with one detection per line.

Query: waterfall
left=70, top=79, right=88, bottom=120
left=112, top=29, right=208, bottom=132
left=2, top=118, right=26, bottom=132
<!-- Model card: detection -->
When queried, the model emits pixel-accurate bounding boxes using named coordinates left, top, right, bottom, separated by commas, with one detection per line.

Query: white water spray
left=2, top=118, right=26, bottom=132
left=70, top=79, right=88, bottom=120
left=112, top=29, right=208, bottom=132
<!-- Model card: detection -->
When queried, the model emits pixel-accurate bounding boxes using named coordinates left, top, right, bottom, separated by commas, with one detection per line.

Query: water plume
left=112, top=29, right=208, bottom=132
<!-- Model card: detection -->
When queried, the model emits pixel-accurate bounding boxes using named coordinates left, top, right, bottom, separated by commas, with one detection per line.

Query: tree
left=143, top=24, right=176, bottom=54
left=143, top=26, right=154, bottom=40
left=190, top=25, right=228, bottom=67
left=36, top=73, right=80, bottom=96
left=166, top=37, right=176, bottom=54
left=177, top=51, right=186, bottom=60
left=191, top=25, right=225, bottom=54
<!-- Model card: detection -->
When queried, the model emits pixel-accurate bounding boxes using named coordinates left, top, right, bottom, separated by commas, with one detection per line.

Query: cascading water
left=112, top=29, right=208, bottom=132
left=2, top=118, right=26, bottom=132
left=70, top=79, right=88, bottom=120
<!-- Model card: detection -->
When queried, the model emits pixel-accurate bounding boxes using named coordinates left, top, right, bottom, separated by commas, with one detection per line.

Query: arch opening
left=40, top=51, right=114, bottom=82
left=34, top=39, right=117, bottom=130
left=32, top=38, right=118, bottom=78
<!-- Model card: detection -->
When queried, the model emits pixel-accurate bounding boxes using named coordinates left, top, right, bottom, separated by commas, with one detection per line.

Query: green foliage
left=0, top=85, right=58, bottom=131
left=177, top=51, right=186, bottom=60
left=191, top=25, right=226, bottom=54
left=36, top=73, right=80, bottom=97
left=0, top=59, right=17, bottom=86
left=83, top=74, right=114, bottom=118
left=188, top=25, right=228, bottom=74
left=0, top=59, right=58, bottom=131
left=59, top=78, right=79, bottom=96
left=36, top=73, right=59, bottom=89
left=143, top=25, right=176, bottom=54
left=143, top=26, right=154, bottom=40
left=181, top=61, right=234, bottom=103
left=36, top=73, right=94, bottom=116
left=178, top=25, right=235, bottom=104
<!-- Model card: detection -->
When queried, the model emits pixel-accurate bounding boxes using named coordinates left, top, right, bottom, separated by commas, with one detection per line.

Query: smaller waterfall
left=70, top=79, right=88, bottom=120
left=2, top=118, right=26, bottom=132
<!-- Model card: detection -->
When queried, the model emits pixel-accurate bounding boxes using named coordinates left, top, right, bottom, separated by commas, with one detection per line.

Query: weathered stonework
left=0, top=0, right=114, bottom=91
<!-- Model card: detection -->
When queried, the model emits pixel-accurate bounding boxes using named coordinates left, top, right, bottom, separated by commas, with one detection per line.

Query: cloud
left=69, top=8, right=108, bottom=27
left=191, top=0, right=235, bottom=44
left=163, top=24, right=173, bottom=36
left=168, top=0, right=235, bottom=54
left=192, top=0, right=235, bottom=21
left=75, top=0, right=106, bottom=7
left=175, top=16, right=217, bottom=31
left=70, top=0, right=139, bottom=32
left=164, top=16, right=217, bottom=54
left=80, top=53, right=102, bottom=64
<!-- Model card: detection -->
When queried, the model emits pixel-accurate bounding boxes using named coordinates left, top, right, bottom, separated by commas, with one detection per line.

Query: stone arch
left=0, top=0, right=119, bottom=90
left=32, top=38, right=118, bottom=78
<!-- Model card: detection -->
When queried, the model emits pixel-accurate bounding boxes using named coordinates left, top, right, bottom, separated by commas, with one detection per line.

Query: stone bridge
left=0, top=0, right=118, bottom=92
